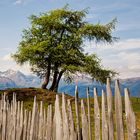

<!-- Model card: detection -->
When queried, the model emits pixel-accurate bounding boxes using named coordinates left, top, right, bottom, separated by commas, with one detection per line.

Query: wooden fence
left=0, top=78, right=138, bottom=140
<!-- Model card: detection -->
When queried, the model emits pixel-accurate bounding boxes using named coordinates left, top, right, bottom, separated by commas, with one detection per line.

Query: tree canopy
left=12, top=6, right=117, bottom=92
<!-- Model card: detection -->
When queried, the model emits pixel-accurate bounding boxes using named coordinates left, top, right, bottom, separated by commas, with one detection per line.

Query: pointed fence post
left=19, top=101, right=23, bottom=139
left=102, top=90, right=108, bottom=140
left=43, top=108, right=46, bottom=139
left=16, top=101, right=20, bottom=139
left=12, top=93, right=17, bottom=140
left=125, top=88, right=137, bottom=140
left=75, top=85, right=81, bottom=140
left=81, top=100, right=89, bottom=140
left=34, top=103, right=39, bottom=139
left=94, top=88, right=101, bottom=140
left=53, top=95, right=63, bottom=140
left=23, top=110, right=27, bottom=140
left=38, top=101, right=43, bottom=140
left=106, top=78, right=114, bottom=140
left=45, top=105, right=52, bottom=140
left=2, top=94, right=6, bottom=140
left=86, top=87, right=92, bottom=140
left=62, top=93, right=70, bottom=140
left=30, top=96, right=36, bottom=140
left=27, top=111, right=31, bottom=140
left=115, top=80, right=124, bottom=140
left=67, top=100, right=77, bottom=140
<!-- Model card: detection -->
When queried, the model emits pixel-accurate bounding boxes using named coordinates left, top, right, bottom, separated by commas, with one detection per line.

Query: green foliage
left=12, top=6, right=118, bottom=89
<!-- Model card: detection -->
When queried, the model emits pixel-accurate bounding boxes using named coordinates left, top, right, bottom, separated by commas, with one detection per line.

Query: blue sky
left=0, top=0, right=140, bottom=78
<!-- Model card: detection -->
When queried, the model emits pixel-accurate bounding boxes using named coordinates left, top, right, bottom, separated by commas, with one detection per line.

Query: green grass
left=0, top=88, right=140, bottom=139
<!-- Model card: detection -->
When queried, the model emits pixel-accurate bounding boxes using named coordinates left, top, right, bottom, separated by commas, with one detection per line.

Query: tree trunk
left=49, top=69, right=59, bottom=91
left=41, top=61, right=51, bottom=89
left=41, top=77, right=49, bottom=89
left=54, top=70, right=64, bottom=92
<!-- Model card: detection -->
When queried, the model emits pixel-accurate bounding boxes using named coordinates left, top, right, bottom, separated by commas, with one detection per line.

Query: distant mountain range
left=0, top=69, right=41, bottom=89
left=0, top=69, right=140, bottom=97
left=0, top=76, right=17, bottom=89
left=59, top=77, right=140, bottom=97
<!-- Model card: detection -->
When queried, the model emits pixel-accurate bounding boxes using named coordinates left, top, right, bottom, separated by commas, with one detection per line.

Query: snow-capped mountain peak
left=0, top=69, right=41, bottom=88
left=1, top=69, right=17, bottom=77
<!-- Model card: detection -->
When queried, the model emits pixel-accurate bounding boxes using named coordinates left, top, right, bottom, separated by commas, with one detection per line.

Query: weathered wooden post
left=125, top=88, right=137, bottom=140
left=86, top=87, right=92, bottom=140
left=45, top=105, right=52, bottom=140
left=53, top=95, right=63, bottom=140
left=38, top=101, right=43, bottom=140
left=23, top=110, right=27, bottom=140
left=115, top=80, right=124, bottom=140
left=27, top=111, right=31, bottom=140
left=102, top=90, right=108, bottom=140
left=75, top=85, right=81, bottom=140
left=30, top=96, right=36, bottom=140
left=2, top=94, right=6, bottom=140
left=94, top=88, right=101, bottom=140
left=67, top=99, right=77, bottom=140
left=34, top=103, right=39, bottom=140
left=19, top=101, right=23, bottom=139
left=81, top=99, right=89, bottom=140
left=43, top=108, right=46, bottom=139
left=106, top=78, right=114, bottom=140
left=62, top=93, right=70, bottom=140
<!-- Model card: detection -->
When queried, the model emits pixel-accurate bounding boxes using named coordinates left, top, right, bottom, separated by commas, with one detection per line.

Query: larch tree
left=12, top=6, right=117, bottom=92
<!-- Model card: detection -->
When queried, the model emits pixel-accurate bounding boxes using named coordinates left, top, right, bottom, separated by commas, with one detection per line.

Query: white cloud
left=117, top=23, right=140, bottom=31
left=0, top=53, right=31, bottom=74
left=118, top=52, right=140, bottom=62
left=2, top=53, right=11, bottom=61
left=13, top=0, right=33, bottom=5
left=129, top=65, right=140, bottom=72
left=12, top=63, right=31, bottom=74
left=118, top=52, right=140, bottom=74
left=13, top=0, right=30, bottom=5
left=84, top=39, right=140, bottom=78
left=14, top=0, right=23, bottom=5
left=84, top=38, right=140, bottom=51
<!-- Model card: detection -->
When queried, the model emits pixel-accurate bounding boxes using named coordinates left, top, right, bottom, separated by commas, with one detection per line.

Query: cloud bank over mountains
left=1, top=39, right=139, bottom=78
